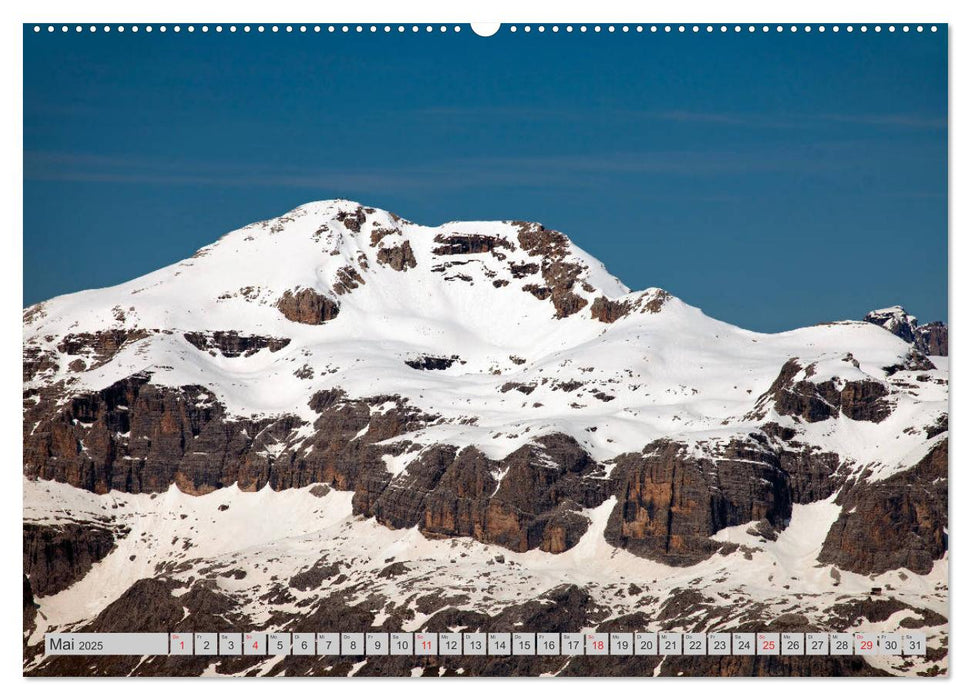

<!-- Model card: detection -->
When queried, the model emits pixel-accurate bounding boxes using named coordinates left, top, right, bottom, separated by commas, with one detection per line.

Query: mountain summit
left=24, top=199, right=944, bottom=464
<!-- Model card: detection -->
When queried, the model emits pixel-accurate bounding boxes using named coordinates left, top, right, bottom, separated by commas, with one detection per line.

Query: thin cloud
left=24, top=151, right=442, bottom=192
left=813, top=113, right=946, bottom=129
left=24, top=140, right=929, bottom=194
left=414, top=106, right=946, bottom=131
left=650, top=111, right=805, bottom=129
left=653, top=110, right=945, bottom=130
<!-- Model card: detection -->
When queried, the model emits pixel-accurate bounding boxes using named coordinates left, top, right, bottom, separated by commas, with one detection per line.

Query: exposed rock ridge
left=864, top=306, right=948, bottom=356
left=23, top=371, right=945, bottom=575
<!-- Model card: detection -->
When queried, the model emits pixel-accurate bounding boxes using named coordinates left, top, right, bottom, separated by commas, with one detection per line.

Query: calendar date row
left=46, top=631, right=926, bottom=657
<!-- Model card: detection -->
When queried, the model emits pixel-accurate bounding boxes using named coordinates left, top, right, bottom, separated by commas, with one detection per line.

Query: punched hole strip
left=45, top=631, right=926, bottom=657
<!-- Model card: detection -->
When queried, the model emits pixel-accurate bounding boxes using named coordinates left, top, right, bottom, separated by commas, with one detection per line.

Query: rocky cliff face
left=24, top=376, right=443, bottom=496
left=23, top=521, right=123, bottom=596
left=275, top=288, right=341, bottom=324
left=916, top=322, right=948, bottom=356
left=819, top=438, right=948, bottom=575
left=864, top=306, right=948, bottom=357
left=22, top=201, right=948, bottom=677
left=356, top=434, right=609, bottom=554
left=753, top=358, right=895, bottom=424
left=604, top=440, right=791, bottom=565
left=27, top=365, right=939, bottom=575
left=182, top=331, right=291, bottom=357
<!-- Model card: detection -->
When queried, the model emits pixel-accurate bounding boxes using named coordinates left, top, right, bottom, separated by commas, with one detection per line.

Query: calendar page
left=21, top=17, right=948, bottom=679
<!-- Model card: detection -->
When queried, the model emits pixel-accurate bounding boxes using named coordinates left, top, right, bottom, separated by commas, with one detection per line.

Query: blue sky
left=23, top=25, right=947, bottom=332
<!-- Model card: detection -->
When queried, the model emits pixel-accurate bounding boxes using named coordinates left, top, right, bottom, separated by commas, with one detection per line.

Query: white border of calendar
left=1, top=1, right=963, bottom=699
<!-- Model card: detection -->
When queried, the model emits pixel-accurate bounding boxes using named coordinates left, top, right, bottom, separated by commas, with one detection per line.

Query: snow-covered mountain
left=23, top=200, right=948, bottom=677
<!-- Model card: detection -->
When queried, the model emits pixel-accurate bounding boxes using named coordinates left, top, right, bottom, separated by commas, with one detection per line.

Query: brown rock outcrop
left=23, top=522, right=121, bottom=596
left=432, top=233, right=511, bottom=256
left=23, top=346, right=58, bottom=382
left=883, top=348, right=937, bottom=375
left=917, top=321, right=948, bottom=356
left=275, top=288, right=340, bottom=324
left=605, top=440, right=791, bottom=566
left=838, top=379, right=892, bottom=422
left=23, top=575, right=37, bottom=635
left=864, top=307, right=948, bottom=357
left=53, top=328, right=152, bottom=371
left=355, top=434, right=607, bottom=554
left=404, top=355, right=458, bottom=370
left=335, top=206, right=366, bottom=233
left=376, top=241, right=417, bottom=271
left=288, top=559, right=342, bottom=592
left=660, top=652, right=886, bottom=678
left=183, top=331, right=291, bottom=357
left=332, top=265, right=366, bottom=294
left=515, top=222, right=589, bottom=318
left=590, top=296, right=631, bottom=323
left=22, top=375, right=434, bottom=496
left=776, top=446, right=843, bottom=504
left=756, top=359, right=892, bottom=423
left=638, top=289, right=671, bottom=313
left=819, top=439, right=948, bottom=575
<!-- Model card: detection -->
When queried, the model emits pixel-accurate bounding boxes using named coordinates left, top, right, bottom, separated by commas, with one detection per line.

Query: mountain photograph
left=21, top=21, right=947, bottom=679
left=23, top=200, right=948, bottom=676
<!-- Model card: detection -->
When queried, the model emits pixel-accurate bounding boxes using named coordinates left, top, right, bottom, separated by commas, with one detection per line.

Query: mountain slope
left=23, top=200, right=948, bottom=677
left=24, top=200, right=944, bottom=467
